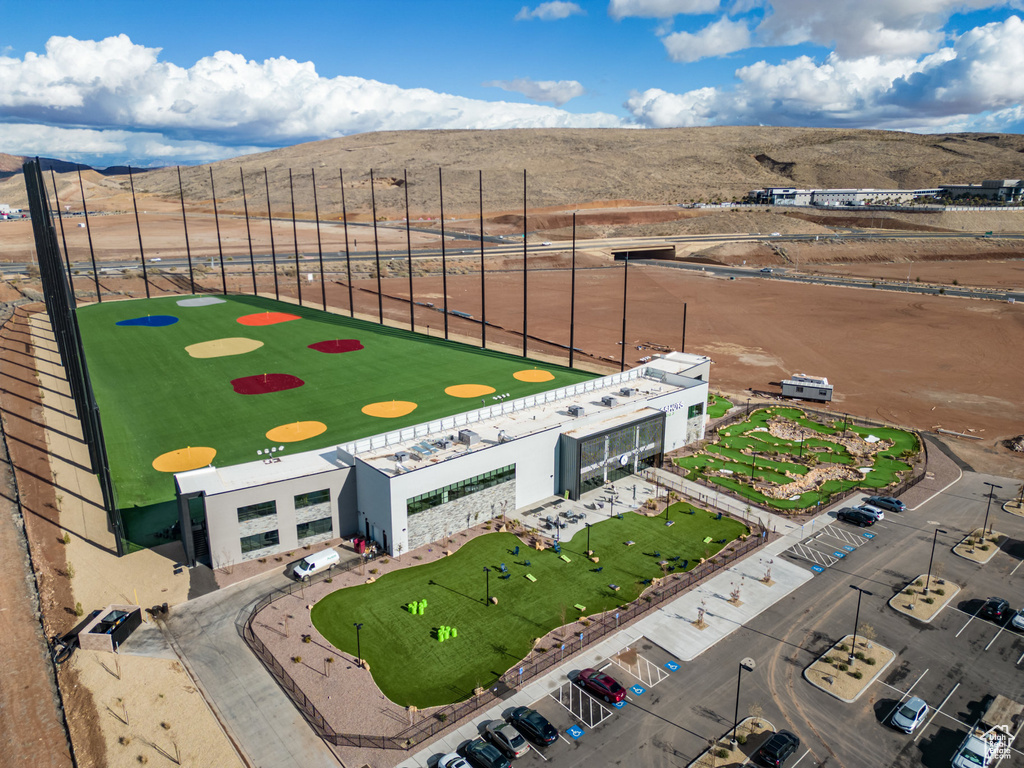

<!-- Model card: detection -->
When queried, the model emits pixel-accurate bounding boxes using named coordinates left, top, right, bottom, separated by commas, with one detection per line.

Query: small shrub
left=935, top=588, right=945, bottom=596
left=160, top=722, right=171, bottom=730
left=854, top=651, right=865, bottom=661
left=823, top=655, right=834, bottom=664
left=913, top=579, right=923, bottom=587
left=866, top=657, right=876, bottom=665
left=838, top=643, right=849, bottom=652
left=382, top=558, right=390, bottom=564
left=924, top=597, right=935, bottom=604
left=716, top=748, right=729, bottom=758
left=737, top=734, right=747, bottom=745
left=903, top=588, right=914, bottom=595
left=369, top=568, right=379, bottom=574
left=413, top=555, right=422, bottom=560
left=325, top=577, right=333, bottom=583
left=62, top=531, right=71, bottom=545
left=851, top=670, right=863, bottom=680
left=581, top=620, right=591, bottom=627
left=302, top=635, right=311, bottom=643
left=119, top=736, right=131, bottom=746
left=437, top=713, right=448, bottom=723
left=838, top=663, right=849, bottom=672
left=536, top=646, right=548, bottom=653
left=292, top=656, right=302, bottom=663
left=74, top=602, right=84, bottom=617
left=274, top=557, right=282, bottom=562
left=979, top=545, right=989, bottom=551
left=66, top=563, right=75, bottom=579
left=137, top=757, right=148, bottom=765
left=258, top=558, right=266, bottom=564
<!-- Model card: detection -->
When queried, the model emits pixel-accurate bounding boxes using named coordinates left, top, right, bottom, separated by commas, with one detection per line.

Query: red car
left=576, top=668, right=627, bottom=703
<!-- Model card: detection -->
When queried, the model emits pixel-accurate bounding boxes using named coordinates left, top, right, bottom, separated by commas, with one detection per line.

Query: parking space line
left=1011, top=559, right=1024, bottom=576
left=985, top=623, right=1009, bottom=651
left=955, top=605, right=984, bottom=638
left=611, top=649, right=670, bottom=688
left=790, top=748, right=812, bottom=766
left=549, top=681, right=614, bottom=729
left=916, top=682, right=959, bottom=743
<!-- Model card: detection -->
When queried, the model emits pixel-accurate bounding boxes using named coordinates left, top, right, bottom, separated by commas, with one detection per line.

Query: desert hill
left=3, top=127, right=1023, bottom=219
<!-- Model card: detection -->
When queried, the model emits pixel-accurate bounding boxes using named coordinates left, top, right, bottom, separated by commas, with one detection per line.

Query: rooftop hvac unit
left=568, top=405, right=585, bottom=417
left=458, top=429, right=480, bottom=446
left=620, top=387, right=637, bottom=397
left=601, top=396, right=618, bottom=407
left=394, top=451, right=411, bottom=462
left=436, top=438, right=454, bottom=449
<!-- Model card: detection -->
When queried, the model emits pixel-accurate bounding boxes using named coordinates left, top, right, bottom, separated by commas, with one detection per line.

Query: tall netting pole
left=128, top=166, right=151, bottom=299
left=77, top=167, right=102, bottom=301
left=240, top=168, right=257, bottom=295
left=311, top=168, right=327, bottom=311
left=176, top=166, right=196, bottom=295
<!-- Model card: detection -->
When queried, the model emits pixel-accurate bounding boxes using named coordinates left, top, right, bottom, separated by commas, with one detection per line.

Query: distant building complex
left=749, top=180, right=1023, bottom=207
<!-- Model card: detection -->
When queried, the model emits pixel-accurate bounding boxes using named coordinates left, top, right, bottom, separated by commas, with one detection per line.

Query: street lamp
left=353, top=622, right=363, bottom=667
left=982, top=482, right=1003, bottom=536
left=483, top=566, right=491, bottom=605
left=585, top=522, right=592, bottom=555
left=731, top=657, right=756, bottom=746
left=751, top=452, right=758, bottom=479
left=849, top=585, right=873, bottom=664
left=925, top=528, right=947, bottom=594
left=746, top=397, right=751, bottom=416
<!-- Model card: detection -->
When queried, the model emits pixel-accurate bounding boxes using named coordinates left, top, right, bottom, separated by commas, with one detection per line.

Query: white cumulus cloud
left=0, top=35, right=624, bottom=165
left=662, top=17, right=752, bottom=62
left=515, top=2, right=585, bottom=21
left=483, top=78, right=586, bottom=106
left=609, top=0, right=721, bottom=20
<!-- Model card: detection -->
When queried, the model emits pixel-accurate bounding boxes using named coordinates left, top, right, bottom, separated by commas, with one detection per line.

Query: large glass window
left=407, top=464, right=515, bottom=515
left=687, top=402, right=705, bottom=419
left=297, top=517, right=333, bottom=540
left=295, top=489, right=330, bottom=509
left=237, top=500, right=276, bottom=523
left=240, top=529, right=279, bottom=554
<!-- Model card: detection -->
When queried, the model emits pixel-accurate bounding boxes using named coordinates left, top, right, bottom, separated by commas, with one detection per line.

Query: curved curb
left=803, top=639, right=896, bottom=703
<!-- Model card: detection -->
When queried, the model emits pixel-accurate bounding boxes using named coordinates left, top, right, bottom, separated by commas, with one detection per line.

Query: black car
left=507, top=706, right=558, bottom=746
left=980, top=597, right=1010, bottom=623
left=865, top=495, right=906, bottom=513
left=757, top=730, right=800, bottom=766
left=459, top=739, right=511, bottom=768
left=836, top=507, right=875, bottom=527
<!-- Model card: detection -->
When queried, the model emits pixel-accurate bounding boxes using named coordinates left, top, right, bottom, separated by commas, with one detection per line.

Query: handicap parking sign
left=612, top=700, right=626, bottom=709
left=862, top=531, right=876, bottom=539
left=630, top=684, right=646, bottom=696
left=665, top=660, right=680, bottom=671
left=811, top=564, right=825, bottom=573
left=566, top=724, right=585, bottom=740
left=843, top=545, right=855, bottom=552
left=833, top=551, right=846, bottom=558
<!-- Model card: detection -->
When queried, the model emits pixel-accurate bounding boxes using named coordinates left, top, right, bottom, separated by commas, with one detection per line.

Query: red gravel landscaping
left=308, top=339, right=364, bottom=353
left=230, top=373, right=305, bottom=394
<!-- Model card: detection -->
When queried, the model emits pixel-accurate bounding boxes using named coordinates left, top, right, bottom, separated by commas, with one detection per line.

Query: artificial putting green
left=676, top=407, right=920, bottom=511
left=706, top=393, right=733, bottom=419
left=75, top=295, right=597, bottom=541
left=310, top=507, right=747, bottom=707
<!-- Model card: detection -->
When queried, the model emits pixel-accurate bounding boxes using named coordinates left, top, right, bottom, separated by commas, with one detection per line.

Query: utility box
left=394, top=451, right=411, bottom=462
left=620, top=387, right=637, bottom=397
left=458, top=429, right=480, bottom=446
left=568, top=405, right=585, bottom=417
left=601, top=396, right=618, bottom=407
left=77, top=605, right=143, bottom=653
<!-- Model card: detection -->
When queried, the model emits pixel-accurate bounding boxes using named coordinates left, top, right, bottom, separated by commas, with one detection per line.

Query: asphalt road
left=473, top=471, right=1024, bottom=768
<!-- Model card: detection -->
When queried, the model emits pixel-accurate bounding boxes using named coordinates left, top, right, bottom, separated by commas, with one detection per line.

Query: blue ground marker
left=665, top=660, right=680, bottom=671
left=862, top=531, right=876, bottom=539
left=811, top=564, right=825, bottom=573
left=833, top=551, right=846, bottom=558
left=612, top=700, right=626, bottom=709
left=630, top=684, right=646, bottom=696
left=843, top=545, right=855, bottom=552
left=566, top=724, right=585, bottom=740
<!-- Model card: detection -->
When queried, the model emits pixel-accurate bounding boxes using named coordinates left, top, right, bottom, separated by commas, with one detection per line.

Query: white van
left=292, top=548, right=340, bottom=580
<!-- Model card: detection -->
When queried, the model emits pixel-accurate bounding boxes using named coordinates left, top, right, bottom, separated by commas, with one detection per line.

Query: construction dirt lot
left=1, top=197, right=1023, bottom=768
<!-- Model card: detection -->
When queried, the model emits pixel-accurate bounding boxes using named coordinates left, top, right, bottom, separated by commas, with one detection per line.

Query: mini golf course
left=706, top=393, right=733, bottom=419
left=310, top=508, right=747, bottom=707
left=675, top=407, right=920, bottom=511
left=75, top=294, right=597, bottom=548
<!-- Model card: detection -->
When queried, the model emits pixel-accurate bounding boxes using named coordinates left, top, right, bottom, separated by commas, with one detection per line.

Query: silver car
left=891, top=696, right=928, bottom=733
left=1011, top=608, right=1024, bottom=631
left=857, top=503, right=885, bottom=521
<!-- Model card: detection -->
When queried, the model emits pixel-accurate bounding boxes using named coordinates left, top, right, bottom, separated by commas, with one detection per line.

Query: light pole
left=751, top=452, right=758, bottom=479
left=353, top=622, right=363, bottom=667
left=849, top=585, right=873, bottom=664
left=925, top=528, right=947, bottom=594
left=585, top=522, right=592, bottom=555
left=731, top=657, right=756, bottom=746
left=483, top=566, right=491, bottom=605
left=746, top=397, right=751, bottom=416
left=982, top=482, right=1003, bottom=536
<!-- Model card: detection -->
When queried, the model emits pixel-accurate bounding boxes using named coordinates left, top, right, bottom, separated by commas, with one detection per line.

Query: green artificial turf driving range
left=310, top=508, right=747, bottom=707
left=75, top=295, right=596, bottom=546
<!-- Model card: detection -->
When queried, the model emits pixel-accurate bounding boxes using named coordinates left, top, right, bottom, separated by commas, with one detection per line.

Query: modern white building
left=748, top=187, right=940, bottom=206
left=939, top=180, right=1023, bottom=203
left=174, top=353, right=712, bottom=569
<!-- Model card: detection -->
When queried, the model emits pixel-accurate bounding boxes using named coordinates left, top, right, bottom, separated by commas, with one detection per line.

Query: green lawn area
left=76, top=295, right=596, bottom=542
left=310, top=508, right=747, bottom=707
left=707, top=393, right=733, bottom=419
left=675, top=407, right=920, bottom=511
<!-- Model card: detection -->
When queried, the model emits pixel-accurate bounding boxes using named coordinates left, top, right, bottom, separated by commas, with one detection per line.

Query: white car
left=438, top=753, right=470, bottom=768
left=541, top=241, right=552, bottom=246
left=952, top=733, right=995, bottom=768
left=857, top=504, right=885, bottom=521
left=1011, top=608, right=1024, bottom=631
left=891, top=696, right=928, bottom=733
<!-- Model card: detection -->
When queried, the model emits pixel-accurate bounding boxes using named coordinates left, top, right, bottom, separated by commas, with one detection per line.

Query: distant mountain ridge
left=0, top=153, right=154, bottom=178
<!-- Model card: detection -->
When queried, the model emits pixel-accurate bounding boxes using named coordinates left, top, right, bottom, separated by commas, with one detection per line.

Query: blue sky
left=2, top=0, right=1022, bottom=166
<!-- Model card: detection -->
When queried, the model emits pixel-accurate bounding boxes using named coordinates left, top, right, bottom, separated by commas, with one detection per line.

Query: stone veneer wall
left=406, top=481, right=515, bottom=551
left=296, top=501, right=334, bottom=547
left=239, top=510, right=280, bottom=561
